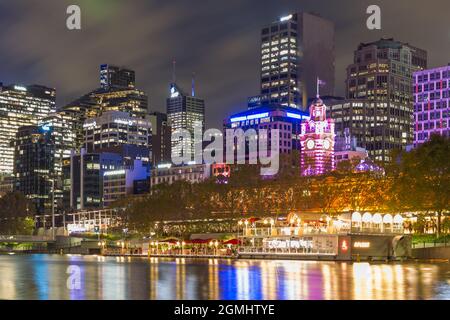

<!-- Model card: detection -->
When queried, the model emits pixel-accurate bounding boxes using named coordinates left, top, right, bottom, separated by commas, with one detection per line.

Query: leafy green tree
left=393, top=135, right=450, bottom=236
left=0, top=191, right=36, bottom=234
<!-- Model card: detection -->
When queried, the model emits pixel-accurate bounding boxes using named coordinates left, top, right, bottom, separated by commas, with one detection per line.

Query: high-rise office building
left=338, top=38, right=427, bottom=162
left=59, top=94, right=98, bottom=152
left=257, top=12, right=335, bottom=110
left=167, top=82, right=205, bottom=162
left=66, top=150, right=123, bottom=210
left=90, top=87, right=148, bottom=119
left=413, top=64, right=450, bottom=146
left=39, top=113, right=77, bottom=177
left=100, top=64, right=136, bottom=90
left=61, top=64, right=149, bottom=153
left=37, top=113, right=77, bottom=205
left=64, top=148, right=150, bottom=211
left=224, top=104, right=309, bottom=160
left=83, top=111, right=152, bottom=157
left=0, top=84, right=56, bottom=175
left=148, top=111, right=172, bottom=166
left=12, top=125, right=55, bottom=214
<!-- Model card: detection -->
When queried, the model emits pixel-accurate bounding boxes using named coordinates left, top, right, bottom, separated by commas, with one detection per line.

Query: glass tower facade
left=61, top=64, right=148, bottom=153
left=258, top=12, right=335, bottom=110
left=0, top=84, right=56, bottom=175
left=12, top=125, right=55, bottom=214
left=342, top=38, right=427, bottom=163
left=167, top=83, right=205, bottom=163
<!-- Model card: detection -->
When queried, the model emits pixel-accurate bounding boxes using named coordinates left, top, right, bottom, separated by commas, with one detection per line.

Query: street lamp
left=116, top=241, right=125, bottom=255
left=97, top=241, right=106, bottom=254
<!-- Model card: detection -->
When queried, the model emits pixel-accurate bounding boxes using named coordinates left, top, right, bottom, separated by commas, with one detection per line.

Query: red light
left=341, top=240, right=348, bottom=252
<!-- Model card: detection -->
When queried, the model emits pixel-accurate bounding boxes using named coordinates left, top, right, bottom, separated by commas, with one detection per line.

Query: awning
left=187, top=239, right=210, bottom=244
left=223, top=239, right=240, bottom=245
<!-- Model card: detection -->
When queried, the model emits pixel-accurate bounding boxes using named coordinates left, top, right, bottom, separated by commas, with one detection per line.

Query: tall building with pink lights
left=300, top=94, right=335, bottom=176
left=413, top=64, right=450, bottom=147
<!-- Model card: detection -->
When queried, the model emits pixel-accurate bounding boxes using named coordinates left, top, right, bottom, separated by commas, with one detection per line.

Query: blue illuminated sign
left=286, top=112, right=310, bottom=121
left=286, top=112, right=302, bottom=119
left=40, top=124, right=52, bottom=132
left=230, top=112, right=269, bottom=123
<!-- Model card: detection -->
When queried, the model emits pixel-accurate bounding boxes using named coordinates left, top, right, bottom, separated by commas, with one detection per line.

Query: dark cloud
left=0, top=0, right=449, bottom=128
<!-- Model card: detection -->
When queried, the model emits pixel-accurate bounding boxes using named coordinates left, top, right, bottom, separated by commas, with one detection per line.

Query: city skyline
left=0, top=1, right=449, bottom=305
left=0, top=0, right=449, bottom=129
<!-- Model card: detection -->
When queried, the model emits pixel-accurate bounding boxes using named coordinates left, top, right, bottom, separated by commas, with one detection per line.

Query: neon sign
left=286, top=112, right=303, bottom=120
left=354, top=241, right=371, bottom=248
left=114, top=119, right=134, bottom=126
left=14, top=85, right=27, bottom=91
left=103, top=169, right=126, bottom=177
left=83, top=121, right=96, bottom=129
left=280, top=14, right=293, bottom=22
left=230, top=112, right=269, bottom=123
left=265, top=239, right=313, bottom=249
left=170, top=86, right=180, bottom=98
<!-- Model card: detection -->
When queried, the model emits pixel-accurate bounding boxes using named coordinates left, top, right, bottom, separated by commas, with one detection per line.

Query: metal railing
left=412, top=240, right=449, bottom=249
left=0, top=235, right=54, bottom=242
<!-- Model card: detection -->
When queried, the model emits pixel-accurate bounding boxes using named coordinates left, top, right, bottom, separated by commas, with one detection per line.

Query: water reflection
left=0, top=254, right=448, bottom=300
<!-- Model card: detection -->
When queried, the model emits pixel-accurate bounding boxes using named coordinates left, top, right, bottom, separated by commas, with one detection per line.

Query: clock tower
left=300, top=88, right=335, bottom=176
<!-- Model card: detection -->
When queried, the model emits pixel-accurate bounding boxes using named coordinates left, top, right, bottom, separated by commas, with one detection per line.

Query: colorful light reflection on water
left=0, top=255, right=448, bottom=300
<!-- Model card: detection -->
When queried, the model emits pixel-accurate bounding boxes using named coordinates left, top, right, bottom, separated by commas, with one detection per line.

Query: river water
left=0, top=254, right=449, bottom=300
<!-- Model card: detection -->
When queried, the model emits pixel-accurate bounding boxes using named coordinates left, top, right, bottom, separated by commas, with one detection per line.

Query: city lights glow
left=280, top=14, right=293, bottom=22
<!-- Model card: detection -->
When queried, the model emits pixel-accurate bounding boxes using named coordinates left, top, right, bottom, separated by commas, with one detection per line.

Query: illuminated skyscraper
left=39, top=113, right=77, bottom=176
left=61, top=64, right=148, bottom=153
left=167, top=82, right=205, bottom=163
left=12, top=125, right=55, bottom=214
left=257, top=12, right=335, bottom=110
left=342, top=38, right=427, bottom=162
left=100, top=64, right=135, bottom=90
left=413, top=64, right=450, bottom=146
left=83, top=111, right=152, bottom=160
left=300, top=91, right=335, bottom=176
left=0, top=84, right=56, bottom=175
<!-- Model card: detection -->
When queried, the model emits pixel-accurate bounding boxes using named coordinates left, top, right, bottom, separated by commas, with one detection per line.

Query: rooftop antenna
left=172, top=59, right=177, bottom=84
left=316, top=77, right=320, bottom=98
left=191, top=72, right=196, bottom=97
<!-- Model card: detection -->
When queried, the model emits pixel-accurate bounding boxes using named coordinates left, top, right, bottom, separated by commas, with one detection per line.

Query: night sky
left=0, top=0, right=449, bottom=128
